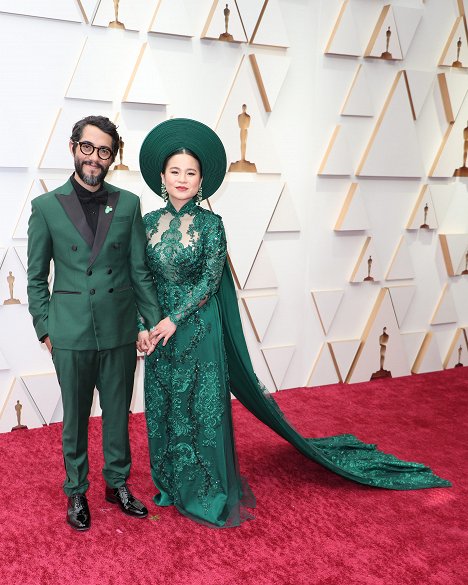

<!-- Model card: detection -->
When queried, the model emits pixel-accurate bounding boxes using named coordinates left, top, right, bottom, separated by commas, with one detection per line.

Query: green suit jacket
left=27, top=178, right=161, bottom=350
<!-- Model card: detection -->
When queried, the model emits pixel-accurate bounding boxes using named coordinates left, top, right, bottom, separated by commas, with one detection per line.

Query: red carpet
left=0, top=369, right=466, bottom=585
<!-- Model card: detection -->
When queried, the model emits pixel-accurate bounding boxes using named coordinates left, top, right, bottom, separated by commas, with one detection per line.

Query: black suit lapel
left=89, top=190, right=120, bottom=267
left=55, top=191, right=94, bottom=249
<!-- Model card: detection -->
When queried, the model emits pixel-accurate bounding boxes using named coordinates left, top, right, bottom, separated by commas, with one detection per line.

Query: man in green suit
left=27, top=116, right=163, bottom=531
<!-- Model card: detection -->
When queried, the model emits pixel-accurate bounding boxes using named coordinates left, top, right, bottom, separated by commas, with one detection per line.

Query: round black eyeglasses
left=74, top=141, right=113, bottom=160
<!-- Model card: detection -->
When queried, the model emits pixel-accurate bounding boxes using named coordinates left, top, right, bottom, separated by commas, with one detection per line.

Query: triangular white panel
left=0, top=248, right=27, bottom=306
left=0, top=0, right=82, bottom=22
left=307, top=344, right=340, bottom=387
left=242, top=294, right=278, bottom=342
left=439, top=16, right=468, bottom=68
left=412, top=333, right=443, bottom=374
left=431, top=284, right=458, bottom=325
left=429, top=183, right=457, bottom=229
left=392, top=6, right=423, bottom=58
left=244, top=243, right=278, bottom=290
left=311, top=290, right=344, bottom=335
left=404, top=70, right=435, bottom=119
left=327, top=339, right=360, bottom=383
left=438, top=70, right=468, bottom=123
left=388, top=285, right=416, bottom=328
left=0, top=349, right=10, bottom=371
left=0, top=379, right=44, bottom=433
left=66, top=35, right=140, bottom=102
left=249, top=53, right=290, bottom=113
left=406, top=185, right=439, bottom=230
left=439, top=234, right=468, bottom=276
left=385, top=236, right=415, bottom=281
left=357, top=72, right=424, bottom=177
left=430, top=92, right=468, bottom=176
left=350, top=237, right=383, bottom=283
left=13, top=247, right=27, bottom=272
left=318, top=125, right=354, bottom=176
left=21, top=373, right=62, bottom=425
left=210, top=179, right=282, bottom=288
left=235, top=0, right=264, bottom=41
left=347, top=290, right=410, bottom=383
left=50, top=395, right=64, bottom=424
left=13, top=180, right=47, bottom=240
left=249, top=0, right=289, bottom=48
left=149, top=0, right=195, bottom=37
left=202, top=0, right=247, bottom=42
left=267, top=186, right=301, bottom=232
left=334, top=183, right=370, bottom=231
left=341, top=65, right=374, bottom=117
left=216, top=58, right=281, bottom=173
left=401, top=331, right=426, bottom=370
left=261, top=345, right=295, bottom=390
left=444, top=327, right=468, bottom=368
left=92, top=0, right=156, bottom=31
left=39, top=104, right=113, bottom=169
left=364, top=6, right=403, bottom=60
left=123, top=43, right=170, bottom=105
left=324, top=0, right=362, bottom=57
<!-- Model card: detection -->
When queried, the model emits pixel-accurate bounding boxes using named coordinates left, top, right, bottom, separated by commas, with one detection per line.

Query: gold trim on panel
left=406, top=184, right=427, bottom=228
left=438, top=16, right=465, bottom=66
left=241, top=298, right=261, bottom=342
left=340, top=65, right=365, bottom=115
left=318, top=125, right=345, bottom=175
left=38, top=108, right=62, bottom=168
left=65, top=38, right=88, bottom=97
left=334, top=183, right=358, bottom=230
left=227, top=253, right=241, bottom=290
left=364, top=4, right=391, bottom=56
left=438, top=73, right=455, bottom=123
left=250, top=0, right=269, bottom=45
left=411, top=332, right=432, bottom=373
left=356, top=71, right=405, bottom=176
left=324, top=0, right=349, bottom=54
left=458, top=0, right=466, bottom=16
left=428, top=124, right=454, bottom=176
left=249, top=54, right=271, bottom=112
left=122, top=43, right=146, bottom=101
left=202, top=0, right=244, bottom=42
left=345, top=288, right=387, bottom=382
left=215, top=54, right=245, bottom=130
left=438, top=235, right=455, bottom=276
left=403, top=71, right=417, bottom=121
left=443, top=327, right=464, bottom=368
left=201, top=0, right=219, bottom=38
left=326, top=342, right=343, bottom=383
left=385, top=235, right=406, bottom=280
left=148, top=0, right=163, bottom=31
left=75, top=0, right=89, bottom=24
left=349, top=236, right=371, bottom=282
left=0, top=379, right=15, bottom=420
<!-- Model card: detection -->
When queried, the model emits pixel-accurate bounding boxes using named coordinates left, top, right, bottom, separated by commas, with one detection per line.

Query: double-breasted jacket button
left=71, top=245, right=78, bottom=251
left=108, top=288, right=114, bottom=293
left=90, top=289, right=95, bottom=295
left=112, top=243, right=120, bottom=249
left=107, top=268, right=113, bottom=274
left=86, top=269, right=93, bottom=276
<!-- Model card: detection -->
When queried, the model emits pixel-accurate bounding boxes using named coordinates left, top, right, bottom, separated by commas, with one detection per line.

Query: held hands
left=137, top=330, right=155, bottom=355
left=150, top=317, right=177, bottom=347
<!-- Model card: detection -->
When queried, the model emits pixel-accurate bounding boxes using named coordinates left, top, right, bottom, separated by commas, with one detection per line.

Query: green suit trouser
left=52, top=344, right=137, bottom=496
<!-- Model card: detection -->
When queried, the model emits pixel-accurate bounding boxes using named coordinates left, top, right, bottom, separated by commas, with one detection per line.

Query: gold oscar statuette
left=455, top=344, right=463, bottom=368
left=454, top=121, right=468, bottom=177
left=109, top=0, right=125, bottom=30
left=370, top=327, right=392, bottom=380
left=452, top=37, right=463, bottom=68
left=219, top=3, right=234, bottom=42
left=228, top=105, right=257, bottom=173
left=11, top=400, right=28, bottom=431
left=114, top=137, right=129, bottom=170
left=462, top=252, right=468, bottom=275
left=363, top=255, right=374, bottom=282
left=3, top=271, right=21, bottom=305
left=380, top=26, right=393, bottom=60
left=420, top=202, right=430, bottom=229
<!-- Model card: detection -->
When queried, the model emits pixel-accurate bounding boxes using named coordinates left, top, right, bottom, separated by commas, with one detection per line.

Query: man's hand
left=137, top=330, right=156, bottom=355
left=150, top=317, right=177, bottom=347
left=43, top=336, right=53, bottom=353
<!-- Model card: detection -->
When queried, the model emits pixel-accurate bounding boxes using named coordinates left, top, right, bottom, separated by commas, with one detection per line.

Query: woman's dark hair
left=70, top=115, right=120, bottom=158
left=162, top=148, right=203, bottom=176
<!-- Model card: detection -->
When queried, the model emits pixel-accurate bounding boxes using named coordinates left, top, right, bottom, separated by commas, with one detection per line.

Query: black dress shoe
left=67, top=494, right=91, bottom=531
left=105, top=484, right=148, bottom=518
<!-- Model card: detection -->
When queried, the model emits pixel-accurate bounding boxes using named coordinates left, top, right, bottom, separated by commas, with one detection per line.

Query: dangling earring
left=196, top=185, right=203, bottom=204
left=161, top=182, right=168, bottom=202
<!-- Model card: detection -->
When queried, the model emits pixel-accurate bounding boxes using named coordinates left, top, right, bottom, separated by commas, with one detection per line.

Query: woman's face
left=161, top=153, right=202, bottom=209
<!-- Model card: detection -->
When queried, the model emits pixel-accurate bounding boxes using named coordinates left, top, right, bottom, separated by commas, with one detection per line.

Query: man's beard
left=74, top=157, right=109, bottom=187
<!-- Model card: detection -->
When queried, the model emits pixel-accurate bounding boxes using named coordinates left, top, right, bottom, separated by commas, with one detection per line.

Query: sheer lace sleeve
left=169, top=214, right=227, bottom=325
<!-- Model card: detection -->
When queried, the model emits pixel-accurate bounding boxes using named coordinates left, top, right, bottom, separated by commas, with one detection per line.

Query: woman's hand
left=137, top=330, right=155, bottom=355
left=151, top=317, right=177, bottom=347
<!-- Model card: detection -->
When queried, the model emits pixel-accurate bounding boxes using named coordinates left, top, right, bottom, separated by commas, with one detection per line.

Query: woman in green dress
left=137, top=119, right=449, bottom=529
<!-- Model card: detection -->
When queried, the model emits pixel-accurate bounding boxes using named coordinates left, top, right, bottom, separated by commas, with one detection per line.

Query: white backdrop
left=0, top=0, right=467, bottom=432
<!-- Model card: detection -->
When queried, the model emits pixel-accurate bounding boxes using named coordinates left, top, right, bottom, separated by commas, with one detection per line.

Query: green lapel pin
left=105, top=205, right=113, bottom=214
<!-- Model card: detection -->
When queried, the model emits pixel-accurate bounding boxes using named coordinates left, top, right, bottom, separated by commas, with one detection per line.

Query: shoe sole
left=66, top=517, right=91, bottom=531
left=105, top=495, right=148, bottom=518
